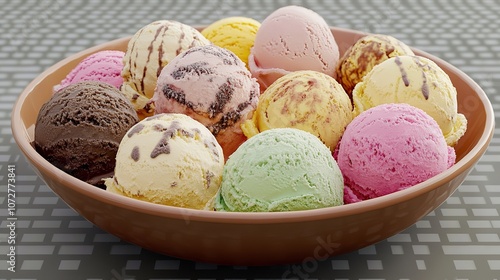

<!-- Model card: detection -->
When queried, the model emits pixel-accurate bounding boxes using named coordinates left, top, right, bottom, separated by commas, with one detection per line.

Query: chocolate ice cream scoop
left=35, top=81, right=139, bottom=187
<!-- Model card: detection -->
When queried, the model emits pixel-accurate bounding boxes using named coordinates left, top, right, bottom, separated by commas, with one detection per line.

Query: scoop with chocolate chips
left=104, top=113, right=224, bottom=210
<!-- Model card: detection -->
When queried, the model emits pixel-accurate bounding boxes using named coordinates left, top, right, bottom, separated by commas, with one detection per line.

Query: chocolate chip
left=131, top=146, right=140, bottom=161
left=127, top=123, right=145, bottom=137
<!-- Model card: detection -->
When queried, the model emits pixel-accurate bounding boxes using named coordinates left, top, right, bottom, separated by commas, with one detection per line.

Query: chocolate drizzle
left=156, top=25, right=169, bottom=78
left=140, top=23, right=168, bottom=94
left=394, top=56, right=410, bottom=86
left=128, top=28, right=145, bottom=94
left=421, top=72, right=429, bottom=99
left=175, top=24, right=186, bottom=56
left=412, top=56, right=431, bottom=100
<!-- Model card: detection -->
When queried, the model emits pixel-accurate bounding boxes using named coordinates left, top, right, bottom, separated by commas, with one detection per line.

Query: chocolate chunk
left=127, top=123, right=144, bottom=137
left=131, top=146, right=140, bottom=161
left=204, top=139, right=220, bottom=161
left=205, top=170, right=214, bottom=188
left=150, top=120, right=198, bottom=158
left=151, top=133, right=170, bottom=158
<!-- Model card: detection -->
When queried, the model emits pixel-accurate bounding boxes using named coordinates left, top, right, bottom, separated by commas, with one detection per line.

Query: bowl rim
left=11, top=26, right=495, bottom=225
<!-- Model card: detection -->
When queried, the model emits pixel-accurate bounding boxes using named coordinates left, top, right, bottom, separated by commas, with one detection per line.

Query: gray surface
left=1, top=0, right=500, bottom=279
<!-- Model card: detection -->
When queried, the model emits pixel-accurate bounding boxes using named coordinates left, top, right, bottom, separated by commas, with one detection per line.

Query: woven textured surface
left=1, top=0, right=500, bottom=279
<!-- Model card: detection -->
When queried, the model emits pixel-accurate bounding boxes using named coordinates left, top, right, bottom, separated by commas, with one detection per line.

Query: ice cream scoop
left=201, top=16, right=261, bottom=68
left=336, top=103, right=456, bottom=204
left=151, top=44, right=259, bottom=159
left=35, top=81, right=139, bottom=187
left=121, top=20, right=211, bottom=118
left=53, top=50, right=125, bottom=92
left=105, top=113, right=224, bottom=210
left=336, top=34, right=414, bottom=95
left=352, top=55, right=467, bottom=146
left=248, top=5, right=340, bottom=91
left=215, top=128, right=344, bottom=212
left=242, top=70, right=352, bottom=151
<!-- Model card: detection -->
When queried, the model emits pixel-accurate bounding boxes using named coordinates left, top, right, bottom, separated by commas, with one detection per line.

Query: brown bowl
left=11, top=27, right=495, bottom=265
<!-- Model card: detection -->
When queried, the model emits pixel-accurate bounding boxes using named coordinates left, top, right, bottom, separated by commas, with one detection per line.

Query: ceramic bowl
left=11, top=27, right=495, bottom=265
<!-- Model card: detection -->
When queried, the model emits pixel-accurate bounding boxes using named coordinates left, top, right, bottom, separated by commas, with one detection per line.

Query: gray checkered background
left=0, top=0, right=499, bottom=279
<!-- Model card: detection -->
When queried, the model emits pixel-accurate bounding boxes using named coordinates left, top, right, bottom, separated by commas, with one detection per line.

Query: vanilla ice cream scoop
left=105, top=113, right=224, bottom=210
left=352, top=55, right=467, bottom=146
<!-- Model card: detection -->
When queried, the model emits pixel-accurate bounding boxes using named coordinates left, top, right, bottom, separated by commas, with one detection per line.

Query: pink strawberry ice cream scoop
left=54, top=50, right=125, bottom=92
left=151, top=44, right=259, bottom=160
left=248, top=5, right=339, bottom=91
left=336, top=103, right=456, bottom=204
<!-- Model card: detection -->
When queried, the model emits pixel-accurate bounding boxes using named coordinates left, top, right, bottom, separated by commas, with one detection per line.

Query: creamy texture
left=54, top=50, right=125, bottom=92
left=248, top=5, right=339, bottom=90
left=151, top=44, right=259, bottom=159
left=105, top=113, right=224, bottom=210
left=201, top=17, right=261, bottom=67
left=215, top=128, right=344, bottom=212
left=35, top=81, right=139, bottom=187
left=352, top=55, right=467, bottom=146
left=242, top=70, right=352, bottom=151
left=336, top=103, right=456, bottom=203
left=121, top=20, right=210, bottom=118
left=336, top=34, right=414, bottom=95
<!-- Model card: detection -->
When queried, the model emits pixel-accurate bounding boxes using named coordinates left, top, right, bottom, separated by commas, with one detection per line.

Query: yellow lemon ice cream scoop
left=202, top=16, right=261, bottom=68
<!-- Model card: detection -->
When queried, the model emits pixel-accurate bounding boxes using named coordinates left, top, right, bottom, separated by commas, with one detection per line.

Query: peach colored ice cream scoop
left=151, top=45, right=259, bottom=160
left=248, top=5, right=339, bottom=91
